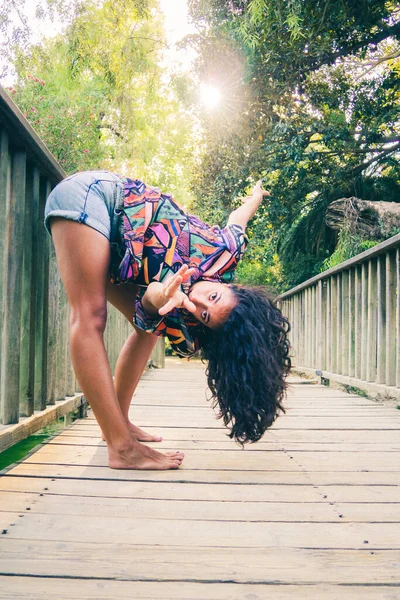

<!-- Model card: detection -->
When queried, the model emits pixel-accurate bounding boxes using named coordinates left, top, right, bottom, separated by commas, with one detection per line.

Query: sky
left=159, top=0, right=197, bottom=44
left=159, top=0, right=197, bottom=71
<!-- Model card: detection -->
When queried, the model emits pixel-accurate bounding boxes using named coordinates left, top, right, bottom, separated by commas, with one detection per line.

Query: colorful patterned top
left=111, top=177, right=248, bottom=357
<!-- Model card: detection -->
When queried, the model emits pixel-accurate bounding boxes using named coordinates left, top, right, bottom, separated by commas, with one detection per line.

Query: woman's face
left=187, top=280, right=237, bottom=329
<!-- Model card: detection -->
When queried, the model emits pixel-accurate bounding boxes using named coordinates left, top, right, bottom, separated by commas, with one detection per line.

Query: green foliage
left=322, top=224, right=379, bottom=271
left=235, top=252, right=284, bottom=294
left=8, top=68, right=108, bottom=172
left=4, top=0, right=197, bottom=204
left=186, top=0, right=400, bottom=289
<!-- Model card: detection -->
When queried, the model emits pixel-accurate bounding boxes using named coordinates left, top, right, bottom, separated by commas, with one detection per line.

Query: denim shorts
left=44, top=170, right=124, bottom=242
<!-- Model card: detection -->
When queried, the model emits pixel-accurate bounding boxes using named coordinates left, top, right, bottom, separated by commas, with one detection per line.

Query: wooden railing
left=278, top=233, right=400, bottom=400
left=0, top=86, right=164, bottom=427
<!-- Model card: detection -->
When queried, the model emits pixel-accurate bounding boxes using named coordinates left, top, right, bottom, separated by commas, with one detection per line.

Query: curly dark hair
left=198, top=285, right=291, bottom=445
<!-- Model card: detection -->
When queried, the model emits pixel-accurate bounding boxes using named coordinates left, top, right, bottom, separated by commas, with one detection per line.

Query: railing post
left=396, top=248, right=400, bottom=389
left=360, top=263, right=368, bottom=381
left=0, top=130, right=9, bottom=407
left=34, top=179, right=50, bottom=411
left=46, top=242, right=58, bottom=405
left=311, top=285, right=316, bottom=368
left=151, top=337, right=165, bottom=368
left=316, top=281, right=323, bottom=375
left=293, top=293, right=299, bottom=364
left=348, top=268, right=355, bottom=378
left=366, top=259, right=377, bottom=382
left=341, top=270, right=349, bottom=376
left=326, top=279, right=331, bottom=372
left=336, top=273, right=342, bottom=374
left=0, top=151, right=27, bottom=424
left=354, top=265, right=362, bottom=380
left=331, top=275, right=338, bottom=374
left=376, top=255, right=386, bottom=384
left=385, top=251, right=397, bottom=386
left=19, top=165, right=40, bottom=416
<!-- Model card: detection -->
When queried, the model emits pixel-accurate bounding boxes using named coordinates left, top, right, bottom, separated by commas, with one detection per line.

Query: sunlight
left=200, top=83, right=222, bottom=109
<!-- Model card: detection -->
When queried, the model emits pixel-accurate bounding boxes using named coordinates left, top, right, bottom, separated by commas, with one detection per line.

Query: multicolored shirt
left=111, top=177, right=248, bottom=357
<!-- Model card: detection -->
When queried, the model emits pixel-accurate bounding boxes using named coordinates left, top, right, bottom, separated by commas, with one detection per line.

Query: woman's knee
left=70, top=303, right=108, bottom=334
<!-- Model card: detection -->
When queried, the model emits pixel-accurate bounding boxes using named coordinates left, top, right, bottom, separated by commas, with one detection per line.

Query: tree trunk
left=325, top=197, right=400, bottom=240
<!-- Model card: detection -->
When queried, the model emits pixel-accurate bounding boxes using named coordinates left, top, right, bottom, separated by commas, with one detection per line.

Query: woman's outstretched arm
left=227, top=180, right=270, bottom=231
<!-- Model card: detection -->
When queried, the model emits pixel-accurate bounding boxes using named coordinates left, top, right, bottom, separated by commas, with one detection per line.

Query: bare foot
left=102, top=421, right=162, bottom=443
left=128, top=422, right=163, bottom=442
left=108, top=440, right=184, bottom=470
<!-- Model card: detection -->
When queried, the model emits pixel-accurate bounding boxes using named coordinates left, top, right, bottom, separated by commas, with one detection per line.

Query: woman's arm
left=227, top=180, right=270, bottom=230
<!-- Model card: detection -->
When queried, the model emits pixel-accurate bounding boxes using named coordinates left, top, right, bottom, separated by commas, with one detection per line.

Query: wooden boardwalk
left=0, top=359, right=399, bottom=599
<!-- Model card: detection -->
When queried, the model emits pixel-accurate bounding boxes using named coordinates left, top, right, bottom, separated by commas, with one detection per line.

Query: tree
left=4, top=0, right=198, bottom=204
left=187, top=0, right=400, bottom=289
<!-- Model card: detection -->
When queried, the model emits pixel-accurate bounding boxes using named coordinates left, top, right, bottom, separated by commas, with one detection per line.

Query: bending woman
left=44, top=172, right=291, bottom=470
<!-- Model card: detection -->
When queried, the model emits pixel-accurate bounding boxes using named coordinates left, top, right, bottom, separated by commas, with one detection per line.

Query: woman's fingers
left=158, top=298, right=178, bottom=316
left=157, top=265, right=197, bottom=316
left=182, top=296, right=196, bottom=313
left=164, top=267, right=196, bottom=298
left=181, top=267, right=195, bottom=281
left=164, top=274, right=183, bottom=296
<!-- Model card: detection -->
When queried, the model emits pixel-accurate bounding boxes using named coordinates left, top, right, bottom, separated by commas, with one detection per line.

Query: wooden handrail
left=0, top=86, right=164, bottom=431
left=277, top=233, right=400, bottom=400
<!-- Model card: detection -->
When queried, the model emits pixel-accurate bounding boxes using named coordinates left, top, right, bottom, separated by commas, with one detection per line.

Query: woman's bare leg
left=106, top=282, right=162, bottom=442
left=50, top=218, right=182, bottom=470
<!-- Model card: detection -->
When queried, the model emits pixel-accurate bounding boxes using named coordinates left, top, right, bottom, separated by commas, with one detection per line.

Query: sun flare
left=200, top=83, right=222, bottom=109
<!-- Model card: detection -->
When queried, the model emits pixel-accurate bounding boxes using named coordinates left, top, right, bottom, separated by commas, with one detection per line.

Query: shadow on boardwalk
left=0, top=358, right=399, bottom=599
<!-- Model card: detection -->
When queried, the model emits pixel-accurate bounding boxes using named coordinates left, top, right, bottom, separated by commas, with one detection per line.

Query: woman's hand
left=142, top=265, right=197, bottom=317
left=228, top=180, right=271, bottom=230
left=241, top=180, right=271, bottom=204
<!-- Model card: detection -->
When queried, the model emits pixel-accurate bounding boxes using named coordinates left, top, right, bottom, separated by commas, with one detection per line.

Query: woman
left=44, top=171, right=291, bottom=470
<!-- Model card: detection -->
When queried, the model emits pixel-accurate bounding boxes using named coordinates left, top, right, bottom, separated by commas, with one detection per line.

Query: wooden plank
left=57, top=426, right=400, bottom=444
left=1, top=491, right=399, bottom=523
left=0, top=152, right=27, bottom=424
left=2, top=511, right=400, bottom=548
left=6, top=463, right=400, bottom=486
left=0, top=576, right=399, bottom=599
left=20, top=444, right=400, bottom=471
left=1, top=474, right=398, bottom=502
left=48, top=437, right=400, bottom=452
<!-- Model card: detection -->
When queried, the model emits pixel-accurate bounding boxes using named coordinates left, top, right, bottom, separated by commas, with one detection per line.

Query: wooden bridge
left=0, top=359, right=399, bottom=598
left=1, top=86, right=400, bottom=597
